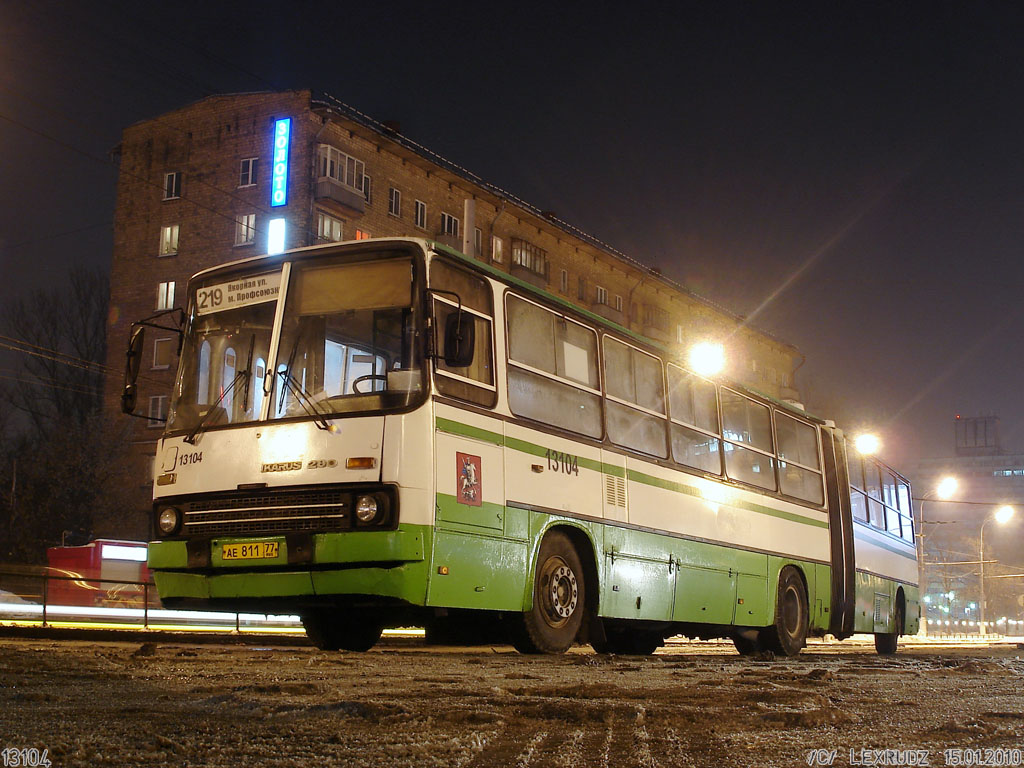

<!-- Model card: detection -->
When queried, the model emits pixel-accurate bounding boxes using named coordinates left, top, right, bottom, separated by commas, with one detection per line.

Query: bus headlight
left=157, top=507, right=181, bottom=535
left=355, top=495, right=380, bottom=524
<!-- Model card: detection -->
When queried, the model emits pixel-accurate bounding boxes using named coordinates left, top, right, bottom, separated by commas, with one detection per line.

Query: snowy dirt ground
left=0, top=638, right=1022, bottom=767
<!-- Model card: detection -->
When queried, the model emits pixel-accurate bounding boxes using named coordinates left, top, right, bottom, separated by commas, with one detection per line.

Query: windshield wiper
left=184, top=335, right=255, bottom=445
left=276, top=370, right=333, bottom=431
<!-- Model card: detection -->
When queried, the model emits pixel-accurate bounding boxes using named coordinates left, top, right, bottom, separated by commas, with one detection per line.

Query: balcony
left=510, top=262, right=548, bottom=289
left=591, top=303, right=624, bottom=324
left=315, top=177, right=365, bottom=214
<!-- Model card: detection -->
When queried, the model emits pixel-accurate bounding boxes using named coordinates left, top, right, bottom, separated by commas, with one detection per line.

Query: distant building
left=104, top=89, right=804, bottom=516
left=915, top=416, right=1024, bottom=629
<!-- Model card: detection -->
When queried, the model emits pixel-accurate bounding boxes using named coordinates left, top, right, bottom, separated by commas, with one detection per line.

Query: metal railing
left=0, top=568, right=303, bottom=634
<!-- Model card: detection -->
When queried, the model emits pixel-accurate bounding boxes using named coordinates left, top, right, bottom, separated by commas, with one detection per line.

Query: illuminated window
left=441, top=212, right=460, bottom=238
left=152, top=338, right=174, bottom=370
left=156, top=281, right=175, bottom=310
left=148, top=395, right=168, bottom=427
left=316, top=145, right=364, bottom=191
left=159, top=224, right=179, bottom=256
left=414, top=200, right=426, bottom=229
left=234, top=213, right=256, bottom=245
left=491, top=236, right=503, bottom=263
left=163, top=172, right=181, bottom=200
left=512, top=238, right=547, bottom=277
left=316, top=212, right=343, bottom=242
left=388, top=187, right=401, bottom=217
left=239, top=157, right=258, bottom=187
left=355, top=229, right=371, bottom=240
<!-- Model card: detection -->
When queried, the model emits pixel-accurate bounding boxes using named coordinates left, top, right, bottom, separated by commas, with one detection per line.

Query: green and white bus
left=125, top=237, right=919, bottom=655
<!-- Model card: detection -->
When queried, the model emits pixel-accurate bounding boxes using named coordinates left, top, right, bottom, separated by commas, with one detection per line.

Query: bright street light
left=936, top=476, right=958, bottom=499
left=854, top=433, right=881, bottom=455
left=688, top=342, right=725, bottom=377
left=980, top=505, right=1016, bottom=632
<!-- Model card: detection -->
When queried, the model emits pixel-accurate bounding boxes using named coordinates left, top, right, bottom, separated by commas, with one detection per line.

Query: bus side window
left=603, top=337, right=668, bottom=458
left=431, top=261, right=496, bottom=407
left=666, top=364, right=721, bottom=475
left=506, top=295, right=602, bottom=438
left=721, top=389, right=776, bottom=491
left=775, top=413, right=823, bottom=505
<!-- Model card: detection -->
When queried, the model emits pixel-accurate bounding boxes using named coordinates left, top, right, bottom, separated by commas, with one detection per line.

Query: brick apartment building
left=105, top=89, right=803, bottom=511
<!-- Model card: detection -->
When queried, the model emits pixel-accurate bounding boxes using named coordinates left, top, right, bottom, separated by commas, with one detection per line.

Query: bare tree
left=0, top=267, right=141, bottom=563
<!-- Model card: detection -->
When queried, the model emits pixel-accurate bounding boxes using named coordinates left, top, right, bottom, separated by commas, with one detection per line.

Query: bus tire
left=301, top=610, right=383, bottom=652
left=762, top=567, right=808, bottom=657
left=513, top=531, right=585, bottom=654
left=875, top=601, right=903, bottom=655
left=732, top=631, right=762, bottom=655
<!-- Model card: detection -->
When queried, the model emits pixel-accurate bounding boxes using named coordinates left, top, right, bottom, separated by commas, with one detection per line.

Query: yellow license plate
left=221, top=541, right=280, bottom=561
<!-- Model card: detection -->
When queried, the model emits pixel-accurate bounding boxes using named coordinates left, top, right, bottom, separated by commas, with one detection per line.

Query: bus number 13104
left=544, top=449, right=579, bottom=476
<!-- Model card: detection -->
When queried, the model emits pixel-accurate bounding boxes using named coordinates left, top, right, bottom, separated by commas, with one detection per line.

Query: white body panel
left=853, top=522, right=918, bottom=585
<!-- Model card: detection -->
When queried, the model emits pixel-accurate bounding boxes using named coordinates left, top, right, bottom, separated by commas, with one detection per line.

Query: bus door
left=821, top=427, right=855, bottom=638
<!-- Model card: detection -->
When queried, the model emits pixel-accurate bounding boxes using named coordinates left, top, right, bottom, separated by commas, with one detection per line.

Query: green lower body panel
left=854, top=571, right=920, bottom=634
left=149, top=524, right=431, bottom=607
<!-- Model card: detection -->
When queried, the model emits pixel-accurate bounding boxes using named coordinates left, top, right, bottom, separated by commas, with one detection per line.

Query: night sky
left=3, top=1, right=1024, bottom=469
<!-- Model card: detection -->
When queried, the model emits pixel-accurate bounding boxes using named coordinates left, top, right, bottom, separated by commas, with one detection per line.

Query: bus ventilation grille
left=605, top=474, right=627, bottom=508
left=181, top=489, right=351, bottom=536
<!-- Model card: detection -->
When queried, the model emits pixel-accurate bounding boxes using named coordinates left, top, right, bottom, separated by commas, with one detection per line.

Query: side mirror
left=122, top=326, right=145, bottom=414
left=443, top=312, right=475, bottom=368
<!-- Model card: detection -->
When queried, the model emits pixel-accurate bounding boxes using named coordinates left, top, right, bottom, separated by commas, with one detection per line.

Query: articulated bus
left=124, top=237, right=919, bottom=655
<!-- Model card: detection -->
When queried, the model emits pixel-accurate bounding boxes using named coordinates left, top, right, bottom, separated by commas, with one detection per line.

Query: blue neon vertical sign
left=270, top=118, right=291, bottom=207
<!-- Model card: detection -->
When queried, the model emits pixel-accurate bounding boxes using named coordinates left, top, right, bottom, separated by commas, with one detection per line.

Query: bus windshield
left=168, top=269, right=282, bottom=433
left=269, top=254, right=422, bottom=420
left=167, top=251, right=424, bottom=435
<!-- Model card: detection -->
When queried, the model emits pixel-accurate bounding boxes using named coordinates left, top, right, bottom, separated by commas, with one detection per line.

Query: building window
left=157, top=281, right=175, bottom=310
left=316, top=145, right=364, bottom=191
left=511, top=238, right=547, bottom=277
left=414, top=200, right=427, bottom=229
left=316, top=212, right=343, bottom=242
left=491, top=236, right=503, bottom=263
left=595, top=286, right=608, bottom=306
left=440, top=212, right=460, bottom=238
left=474, top=227, right=482, bottom=257
left=234, top=213, right=256, bottom=246
left=355, top=229, right=371, bottom=240
left=388, top=187, right=401, bottom=217
left=239, top=158, right=257, bottom=187
left=643, top=305, right=669, bottom=331
left=152, top=338, right=174, bottom=370
left=159, top=224, right=179, bottom=256
left=148, top=395, right=168, bottom=427
left=614, top=295, right=623, bottom=312
left=163, top=172, right=181, bottom=200
left=577, top=276, right=586, bottom=301
left=362, top=175, right=372, bottom=204
left=676, top=325, right=684, bottom=344
left=560, top=269, right=568, bottom=293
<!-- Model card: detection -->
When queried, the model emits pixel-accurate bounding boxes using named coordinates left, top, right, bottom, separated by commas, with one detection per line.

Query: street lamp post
left=979, top=505, right=1015, bottom=634
left=918, top=476, right=958, bottom=636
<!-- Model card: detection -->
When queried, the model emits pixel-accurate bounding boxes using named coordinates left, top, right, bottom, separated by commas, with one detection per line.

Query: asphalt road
left=1, top=636, right=1022, bottom=767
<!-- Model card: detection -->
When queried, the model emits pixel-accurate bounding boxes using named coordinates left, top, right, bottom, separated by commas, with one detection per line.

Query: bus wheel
left=762, top=567, right=808, bottom=657
left=513, top=531, right=585, bottom=654
left=732, top=631, right=762, bottom=655
left=874, top=601, right=903, bottom=655
left=301, top=610, right=383, bottom=652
